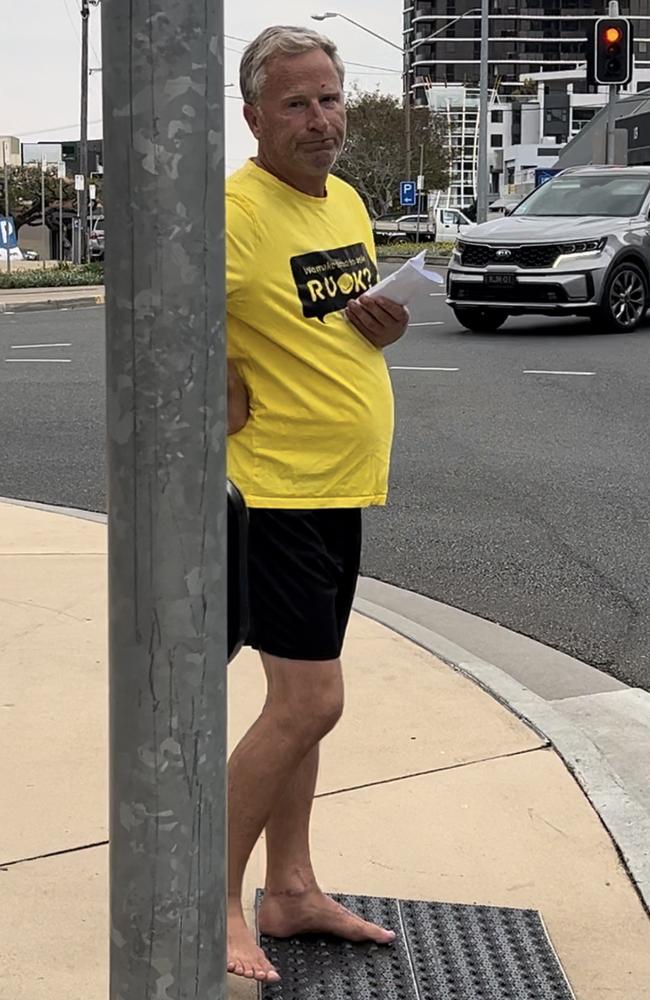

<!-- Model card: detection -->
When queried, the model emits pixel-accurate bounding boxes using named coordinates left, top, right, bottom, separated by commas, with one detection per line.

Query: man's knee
left=263, top=655, right=344, bottom=742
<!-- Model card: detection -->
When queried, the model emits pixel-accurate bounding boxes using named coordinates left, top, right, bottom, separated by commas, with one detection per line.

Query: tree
left=0, top=165, right=102, bottom=232
left=335, top=89, right=450, bottom=219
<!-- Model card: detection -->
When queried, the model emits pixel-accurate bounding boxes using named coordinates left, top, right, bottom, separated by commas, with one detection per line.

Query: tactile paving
left=256, top=892, right=576, bottom=1000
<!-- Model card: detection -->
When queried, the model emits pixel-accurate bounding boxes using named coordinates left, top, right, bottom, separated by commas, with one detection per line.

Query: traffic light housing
left=587, top=17, right=634, bottom=87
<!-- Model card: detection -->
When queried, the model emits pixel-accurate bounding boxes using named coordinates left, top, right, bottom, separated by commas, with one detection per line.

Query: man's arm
left=345, top=294, right=410, bottom=349
left=228, top=360, right=249, bottom=435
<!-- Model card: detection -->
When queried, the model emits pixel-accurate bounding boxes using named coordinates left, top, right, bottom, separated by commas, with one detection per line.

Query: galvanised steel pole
left=102, top=0, right=228, bottom=996
left=477, top=0, right=490, bottom=223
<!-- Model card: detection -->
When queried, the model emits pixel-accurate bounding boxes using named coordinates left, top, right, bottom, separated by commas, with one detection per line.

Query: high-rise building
left=405, top=1, right=650, bottom=105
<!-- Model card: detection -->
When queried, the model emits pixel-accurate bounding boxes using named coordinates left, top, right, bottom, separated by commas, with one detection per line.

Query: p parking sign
left=400, top=181, right=417, bottom=207
left=0, top=215, right=18, bottom=252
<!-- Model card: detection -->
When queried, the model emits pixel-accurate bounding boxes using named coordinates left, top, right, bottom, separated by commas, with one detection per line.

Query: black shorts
left=246, top=508, right=362, bottom=662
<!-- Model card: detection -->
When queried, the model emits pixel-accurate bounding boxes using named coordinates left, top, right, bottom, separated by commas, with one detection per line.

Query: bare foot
left=228, top=902, right=281, bottom=983
left=258, top=888, right=396, bottom=945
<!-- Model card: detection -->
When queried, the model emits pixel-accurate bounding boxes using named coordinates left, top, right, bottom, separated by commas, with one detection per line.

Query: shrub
left=0, top=262, right=104, bottom=289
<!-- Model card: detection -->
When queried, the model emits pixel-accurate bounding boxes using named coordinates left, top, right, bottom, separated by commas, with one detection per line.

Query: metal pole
left=59, top=173, right=64, bottom=263
left=2, top=142, right=10, bottom=274
left=102, top=0, right=227, bottom=997
left=606, top=0, right=620, bottom=165
left=416, top=144, right=424, bottom=244
left=606, top=84, right=618, bottom=164
left=477, top=0, right=490, bottom=224
left=75, top=190, right=81, bottom=264
left=80, top=0, right=90, bottom=263
left=404, top=47, right=412, bottom=179
left=41, top=159, right=47, bottom=261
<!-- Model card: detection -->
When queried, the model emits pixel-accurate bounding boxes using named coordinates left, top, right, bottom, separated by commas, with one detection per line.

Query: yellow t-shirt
left=226, top=159, right=394, bottom=509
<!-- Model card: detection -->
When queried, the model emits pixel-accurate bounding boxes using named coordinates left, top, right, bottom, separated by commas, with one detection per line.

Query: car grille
left=460, top=243, right=562, bottom=269
left=451, top=281, right=568, bottom=305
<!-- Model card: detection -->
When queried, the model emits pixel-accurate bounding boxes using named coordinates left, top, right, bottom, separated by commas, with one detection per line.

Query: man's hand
left=228, top=360, right=250, bottom=435
left=345, top=294, right=410, bottom=349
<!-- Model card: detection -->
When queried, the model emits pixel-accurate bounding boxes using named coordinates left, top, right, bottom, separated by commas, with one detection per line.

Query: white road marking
left=408, top=321, right=444, bottom=327
left=10, top=343, right=72, bottom=350
left=429, top=293, right=445, bottom=297
left=5, top=358, right=72, bottom=364
left=391, top=366, right=459, bottom=372
left=523, top=370, right=596, bottom=376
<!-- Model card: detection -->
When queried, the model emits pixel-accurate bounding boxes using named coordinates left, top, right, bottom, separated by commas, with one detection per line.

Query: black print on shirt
left=290, top=242, right=378, bottom=322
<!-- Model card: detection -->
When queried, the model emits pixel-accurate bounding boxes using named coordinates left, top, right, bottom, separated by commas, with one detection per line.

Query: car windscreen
left=513, top=175, right=650, bottom=217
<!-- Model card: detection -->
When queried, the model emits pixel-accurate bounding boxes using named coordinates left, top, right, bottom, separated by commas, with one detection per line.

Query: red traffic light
left=589, top=16, right=633, bottom=85
left=604, top=26, right=623, bottom=45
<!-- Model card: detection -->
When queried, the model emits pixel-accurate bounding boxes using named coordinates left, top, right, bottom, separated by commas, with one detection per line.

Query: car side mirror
left=228, top=479, right=249, bottom=662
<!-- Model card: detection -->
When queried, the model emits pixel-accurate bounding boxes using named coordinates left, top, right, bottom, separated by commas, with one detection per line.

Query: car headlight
left=452, top=240, right=465, bottom=259
left=557, top=238, right=607, bottom=256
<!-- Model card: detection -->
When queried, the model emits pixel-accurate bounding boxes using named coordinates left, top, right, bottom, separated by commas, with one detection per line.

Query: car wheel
left=452, top=306, right=509, bottom=333
left=593, top=262, right=648, bottom=333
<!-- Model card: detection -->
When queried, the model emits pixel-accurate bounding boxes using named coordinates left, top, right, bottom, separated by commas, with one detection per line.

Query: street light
left=312, top=12, right=402, bottom=51
left=312, top=11, right=412, bottom=175
left=312, top=8, right=488, bottom=199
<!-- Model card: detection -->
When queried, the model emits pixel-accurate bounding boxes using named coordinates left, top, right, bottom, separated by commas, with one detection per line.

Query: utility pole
left=102, top=0, right=227, bottom=997
left=2, top=141, right=10, bottom=274
left=79, top=0, right=90, bottom=263
left=404, top=47, right=412, bottom=179
left=477, top=0, right=490, bottom=224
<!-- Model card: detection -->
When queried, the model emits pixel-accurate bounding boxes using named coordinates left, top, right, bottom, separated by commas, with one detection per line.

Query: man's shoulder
left=226, top=165, right=261, bottom=242
left=226, top=163, right=258, bottom=210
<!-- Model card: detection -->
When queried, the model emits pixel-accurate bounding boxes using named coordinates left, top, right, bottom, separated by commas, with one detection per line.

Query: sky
left=4, top=1, right=403, bottom=174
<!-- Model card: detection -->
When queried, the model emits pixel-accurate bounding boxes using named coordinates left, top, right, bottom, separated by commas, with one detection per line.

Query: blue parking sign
left=0, top=215, right=18, bottom=252
left=400, top=181, right=417, bottom=207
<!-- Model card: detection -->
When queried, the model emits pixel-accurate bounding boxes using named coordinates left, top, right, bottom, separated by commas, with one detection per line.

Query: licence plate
left=485, top=273, right=516, bottom=286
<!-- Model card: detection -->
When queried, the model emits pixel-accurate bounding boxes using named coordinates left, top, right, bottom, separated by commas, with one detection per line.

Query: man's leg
left=227, top=655, right=344, bottom=982
left=259, top=657, right=396, bottom=945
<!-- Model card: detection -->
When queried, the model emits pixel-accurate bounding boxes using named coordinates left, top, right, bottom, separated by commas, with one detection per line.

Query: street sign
left=57, top=162, right=66, bottom=180
left=400, top=180, right=417, bottom=207
left=535, top=167, right=561, bottom=187
left=75, top=174, right=85, bottom=191
left=41, top=156, right=48, bottom=173
left=89, top=183, right=97, bottom=201
left=0, top=215, right=21, bottom=260
left=417, top=174, right=425, bottom=192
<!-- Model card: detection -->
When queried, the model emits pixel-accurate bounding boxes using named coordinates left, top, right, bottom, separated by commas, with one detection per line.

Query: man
left=226, top=25, right=409, bottom=984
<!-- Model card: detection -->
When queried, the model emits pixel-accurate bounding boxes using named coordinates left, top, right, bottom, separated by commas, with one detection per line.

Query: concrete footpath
left=0, top=285, right=104, bottom=313
left=1, top=499, right=649, bottom=1000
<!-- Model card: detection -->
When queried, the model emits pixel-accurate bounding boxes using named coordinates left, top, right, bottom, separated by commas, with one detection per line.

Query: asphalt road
left=1, top=284, right=649, bottom=689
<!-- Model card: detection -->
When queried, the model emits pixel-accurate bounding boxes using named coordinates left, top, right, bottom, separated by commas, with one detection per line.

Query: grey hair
left=240, top=25, right=346, bottom=105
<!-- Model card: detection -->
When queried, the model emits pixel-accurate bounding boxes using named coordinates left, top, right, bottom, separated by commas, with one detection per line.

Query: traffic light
left=587, top=17, right=634, bottom=87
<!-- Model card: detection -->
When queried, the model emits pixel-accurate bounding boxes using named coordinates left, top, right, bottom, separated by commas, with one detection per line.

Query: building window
left=491, top=134, right=503, bottom=148
left=491, top=110, right=504, bottom=123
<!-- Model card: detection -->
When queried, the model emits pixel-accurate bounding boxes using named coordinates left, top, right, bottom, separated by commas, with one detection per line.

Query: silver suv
left=448, top=166, right=650, bottom=333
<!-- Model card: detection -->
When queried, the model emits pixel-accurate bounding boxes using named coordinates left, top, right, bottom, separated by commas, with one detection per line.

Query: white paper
left=365, top=251, right=445, bottom=306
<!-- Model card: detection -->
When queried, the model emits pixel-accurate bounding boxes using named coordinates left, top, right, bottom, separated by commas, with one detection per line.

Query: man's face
left=244, top=49, right=346, bottom=179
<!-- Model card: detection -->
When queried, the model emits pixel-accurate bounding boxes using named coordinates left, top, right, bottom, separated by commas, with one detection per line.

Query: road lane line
left=10, top=343, right=72, bottom=350
left=408, top=322, right=444, bottom=327
left=5, top=358, right=72, bottom=364
left=523, top=370, right=596, bottom=376
left=390, top=366, right=459, bottom=372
